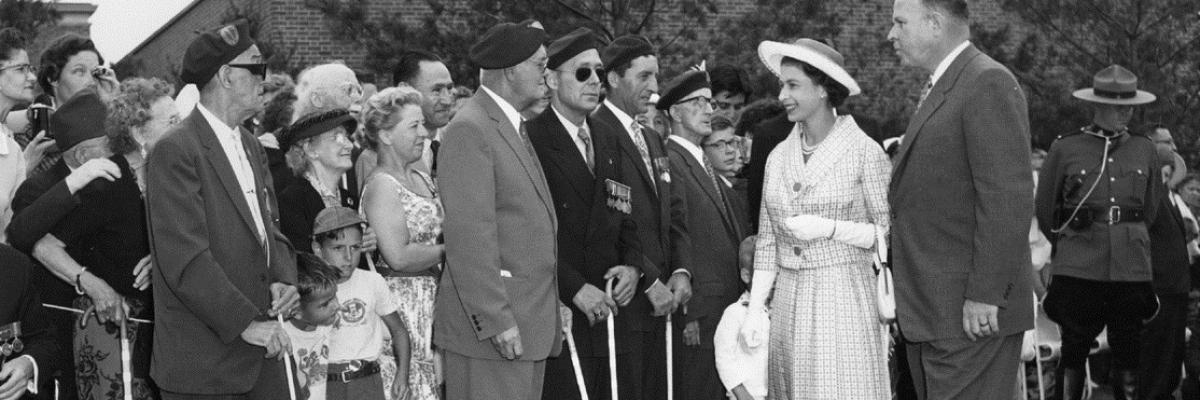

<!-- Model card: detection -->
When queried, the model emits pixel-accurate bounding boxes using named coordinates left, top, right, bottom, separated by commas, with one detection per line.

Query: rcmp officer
left=1035, top=65, right=1162, bottom=400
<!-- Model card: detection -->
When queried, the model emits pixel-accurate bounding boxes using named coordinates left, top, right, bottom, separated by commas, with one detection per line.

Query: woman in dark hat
left=1035, top=64, right=1161, bottom=400
left=34, top=77, right=179, bottom=400
left=738, top=38, right=892, bottom=399
left=277, top=108, right=373, bottom=253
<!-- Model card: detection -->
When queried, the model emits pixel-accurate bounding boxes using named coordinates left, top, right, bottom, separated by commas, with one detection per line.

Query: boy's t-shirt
left=330, top=269, right=399, bottom=362
left=283, top=323, right=332, bottom=400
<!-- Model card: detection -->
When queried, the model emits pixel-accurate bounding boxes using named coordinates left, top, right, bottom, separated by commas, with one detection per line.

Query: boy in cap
left=282, top=252, right=343, bottom=400
left=1035, top=65, right=1161, bottom=400
left=310, top=206, right=410, bottom=400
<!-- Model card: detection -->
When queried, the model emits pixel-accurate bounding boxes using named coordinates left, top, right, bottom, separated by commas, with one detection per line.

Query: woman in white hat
left=738, top=38, right=891, bottom=399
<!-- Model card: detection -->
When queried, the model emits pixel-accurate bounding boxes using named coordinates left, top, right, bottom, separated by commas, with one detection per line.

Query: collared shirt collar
left=480, top=85, right=524, bottom=133
left=930, top=40, right=971, bottom=87
left=668, top=134, right=705, bottom=166
left=196, top=103, right=239, bottom=138
left=603, top=99, right=638, bottom=134
left=551, top=105, right=582, bottom=138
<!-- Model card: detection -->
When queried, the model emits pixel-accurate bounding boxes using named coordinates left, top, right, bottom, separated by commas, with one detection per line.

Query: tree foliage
left=0, top=0, right=59, bottom=35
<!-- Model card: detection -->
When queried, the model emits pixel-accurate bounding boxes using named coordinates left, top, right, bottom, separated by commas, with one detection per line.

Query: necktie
left=429, top=139, right=440, bottom=174
left=228, top=131, right=267, bottom=246
left=629, top=122, right=655, bottom=182
left=917, top=78, right=933, bottom=110
left=578, top=125, right=594, bottom=172
left=703, top=154, right=729, bottom=211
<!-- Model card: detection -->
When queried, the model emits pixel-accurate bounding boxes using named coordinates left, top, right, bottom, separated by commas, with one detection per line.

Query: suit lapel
left=594, top=106, right=658, bottom=198
left=542, top=116, right=595, bottom=203
left=892, top=45, right=981, bottom=193
left=669, top=139, right=737, bottom=238
left=476, top=92, right=555, bottom=219
left=192, top=109, right=261, bottom=240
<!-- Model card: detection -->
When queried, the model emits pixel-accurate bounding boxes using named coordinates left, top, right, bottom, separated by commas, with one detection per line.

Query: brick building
left=28, top=2, right=98, bottom=64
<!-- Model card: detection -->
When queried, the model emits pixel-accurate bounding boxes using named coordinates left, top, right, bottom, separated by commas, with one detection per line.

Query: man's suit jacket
left=433, top=90, right=561, bottom=361
left=145, top=108, right=297, bottom=394
left=591, top=105, right=689, bottom=331
left=527, top=108, right=647, bottom=358
left=745, top=114, right=792, bottom=232
left=665, top=138, right=744, bottom=344
left=1149, top=194, right=1191, bottom=295
left=8, top=162, right=77, bottom=311
left=889, top=44, right=1035, bottom=342
left=0, top=244, right=57, bottom=394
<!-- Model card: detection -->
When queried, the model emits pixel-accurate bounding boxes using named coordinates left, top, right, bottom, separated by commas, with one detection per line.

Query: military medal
left=654, top=157, right=671, bottom=183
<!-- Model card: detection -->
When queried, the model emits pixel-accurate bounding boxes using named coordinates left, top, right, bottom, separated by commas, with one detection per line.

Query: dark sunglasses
left=228, top=63, right=268, bottom=79
left=559, top=67, right=605, bottom=82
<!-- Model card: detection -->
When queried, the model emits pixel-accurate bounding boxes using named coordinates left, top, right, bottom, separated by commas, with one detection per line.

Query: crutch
left=605, top=278, right=619, bottom=400
left=561, top=304, right=590, bottom=400
left=278, top=314, right=298, bottom=400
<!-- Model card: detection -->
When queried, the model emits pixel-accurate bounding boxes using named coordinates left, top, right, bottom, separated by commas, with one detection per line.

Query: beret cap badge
left=218, top=25, right=239, bottom=46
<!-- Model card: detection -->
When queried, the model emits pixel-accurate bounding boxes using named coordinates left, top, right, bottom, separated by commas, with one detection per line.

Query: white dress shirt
left=198, top=104, right=267, bottom=243
left=0, top=123, right=25, bottom=244
left=929, top=40, right=971, bottom=87
left=668, top=135, right=705, bottom=168
left=603, top=100, right=638, bottom=140
left=479, top=86, right=523, bottom=133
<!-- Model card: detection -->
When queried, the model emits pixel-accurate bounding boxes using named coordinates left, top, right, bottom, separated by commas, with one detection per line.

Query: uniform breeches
left=1044, top=275, right=1158, bottom=370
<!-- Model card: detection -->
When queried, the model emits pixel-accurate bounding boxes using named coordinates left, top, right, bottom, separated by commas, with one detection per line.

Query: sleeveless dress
left=363, top=171, right=443, bottom=400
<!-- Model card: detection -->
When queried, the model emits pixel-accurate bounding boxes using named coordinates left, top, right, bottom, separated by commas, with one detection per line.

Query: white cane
left=562, top=304, right=590, bottom=400
left=365, top=246, right=378, bottom=274
left=605, top=278, right=619, bottom=400
left=278, top=314, right=298, bottom=400
left=1033, top=293, right=1045, bottom=400
left=120, top=315, right=132, bottom=400
left=666, top=312, right=674, bottom=400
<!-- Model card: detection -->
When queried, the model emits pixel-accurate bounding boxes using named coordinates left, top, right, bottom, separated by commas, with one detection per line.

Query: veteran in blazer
left=887, top=0, right=1034, bottom=398
left=145, top=22, right=299, bottom=399
left=661, top=71, right=746, bottom=400
left=0, top=244, right=57, bottom=400
left=432, top=21, right=562, bottom=400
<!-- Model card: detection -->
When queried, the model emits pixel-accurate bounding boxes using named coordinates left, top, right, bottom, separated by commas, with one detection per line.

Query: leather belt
left=326, top=359, right=380, bottom=383
left=1062, top=205, right=1145, bottom=226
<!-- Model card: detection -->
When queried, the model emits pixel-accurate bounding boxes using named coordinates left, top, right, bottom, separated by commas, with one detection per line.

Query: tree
left=0, top=0, right=59, bottom=35
left=985, top=0, right=1200, bottom=152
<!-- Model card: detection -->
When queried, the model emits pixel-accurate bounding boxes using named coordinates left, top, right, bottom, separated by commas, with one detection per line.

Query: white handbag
left=874, top=228, right=896, bottom=324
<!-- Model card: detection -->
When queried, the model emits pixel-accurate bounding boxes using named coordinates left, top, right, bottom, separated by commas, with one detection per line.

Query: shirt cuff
left=671, top=268, right=691, bottom=279
left=19, top=354, right=38, bottom=394
left=644, top=278, right=666, bottom=294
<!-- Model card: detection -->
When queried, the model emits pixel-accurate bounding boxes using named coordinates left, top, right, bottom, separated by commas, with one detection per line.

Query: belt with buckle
left=1089, top=206, right=1144, bottom=224
left=326, top=359, right=380, bottom=383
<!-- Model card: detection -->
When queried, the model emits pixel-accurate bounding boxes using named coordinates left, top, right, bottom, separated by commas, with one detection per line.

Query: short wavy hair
left=106, top=77, right=175, bottom=155
left=360, top=85, right=423, bottom=151
left=37, top=34, right=104, bottom=95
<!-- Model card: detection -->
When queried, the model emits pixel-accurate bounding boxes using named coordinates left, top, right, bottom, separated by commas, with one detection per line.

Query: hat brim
left=1072, top=88, right=1156, bottom=105
left=758, top=40, right=861, bottom=96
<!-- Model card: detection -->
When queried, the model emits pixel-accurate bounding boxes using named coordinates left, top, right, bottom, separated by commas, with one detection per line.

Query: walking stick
left=605, top=278, right=618, bottom=400
left=120, top=316, right=133, bottom=400
left=666, top=312, right=674, bottom=400
left=562, top=305, right=590, bottom=400
left=278, top=314, right=298, bottom=400
left=41, top=304, right=153, bottom=324
left=1033, top=293, right=1045, bottom=400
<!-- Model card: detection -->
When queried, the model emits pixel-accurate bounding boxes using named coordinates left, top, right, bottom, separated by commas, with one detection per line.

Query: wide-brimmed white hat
left=758, top=38, right=861, bottom=96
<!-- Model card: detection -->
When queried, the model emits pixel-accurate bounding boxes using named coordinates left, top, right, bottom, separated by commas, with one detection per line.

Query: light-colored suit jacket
left=146, top=108, right=296, bottom=394
left=889, top=44, right=1035, bottom=342
left=434, top=90, right=562, bottom=360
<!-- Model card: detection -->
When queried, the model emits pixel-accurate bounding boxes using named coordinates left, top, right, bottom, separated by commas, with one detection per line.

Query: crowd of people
left=0, top=0, right=1198, bottom=400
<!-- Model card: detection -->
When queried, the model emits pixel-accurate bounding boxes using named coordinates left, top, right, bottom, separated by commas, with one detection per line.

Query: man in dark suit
left=887, top=0, right=1034, bottom=398
left=593, top=35, right=692, bottom=400
left=529, top=28, right=648, bottom=400
left=144, top=21, right=298, bottom=399
left=661, top=70, right=745, bottom=400
left=0, top=244, right=57, bottom=400
left=433, top=21, right=561, bottom=400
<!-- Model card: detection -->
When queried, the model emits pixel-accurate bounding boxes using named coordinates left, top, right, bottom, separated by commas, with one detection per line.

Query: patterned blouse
left=363, top=171, right=443, bottom=277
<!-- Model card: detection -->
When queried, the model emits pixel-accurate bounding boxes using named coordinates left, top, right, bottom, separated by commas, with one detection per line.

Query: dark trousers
left=160, top=357, right=287, bottom=400
left=1043, top=275, right=1158, bottom=371
left=326, top=372, right=385, bottom=400
left=1134, top=292, right=1188, bottom=400
left=1182, top=290, right=1200, bottom=400
left=906, top=333, right=1023, bottom=400
left=542, top=341, right=639, bottom=400
left=672, top=327, right=723, bottom=400
left=637, top=327, right=668, bottom=400
left=892, top=334, right=920, bottom=400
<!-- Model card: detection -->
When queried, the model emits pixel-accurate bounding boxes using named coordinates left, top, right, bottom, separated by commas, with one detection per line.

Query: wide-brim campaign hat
left=758, top=38, right=860, bottom=96
left=1072, top=65, right=1155, bottom=105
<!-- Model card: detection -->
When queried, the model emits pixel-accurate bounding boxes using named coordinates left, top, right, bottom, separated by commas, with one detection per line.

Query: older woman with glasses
left=33, top=77, right=179, bottom=400
left=278, top=109, right=374, bottom=253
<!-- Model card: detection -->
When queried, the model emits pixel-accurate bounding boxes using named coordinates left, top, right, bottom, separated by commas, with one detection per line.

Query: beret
left=279, top=108, right=358, bottom=150
left=469, top=21, right=547, bottom=70
left=601, top=35, right=655, bottom=73
left=656, top=70, right=710, bottom=111
left=313, top=206, right=364, bottom=236
left=180, top=20, right=255, bottom=86
left=51, top=87, right=107, bottom=151
left=547, top=28, right=598, bottom=70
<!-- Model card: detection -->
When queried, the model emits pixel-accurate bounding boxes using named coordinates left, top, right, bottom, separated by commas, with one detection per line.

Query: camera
left=91, top=65, right=112, bottom=80
left=27, top=104, right=52, bottom=139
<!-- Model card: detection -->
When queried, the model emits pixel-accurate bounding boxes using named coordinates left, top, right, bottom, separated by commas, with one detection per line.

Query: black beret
left=469, top=21, right=547, bottom=70
left=51, top=87, right=107, bottom=151
left=656, top=70, right=710, bottom=111
left=279, top=109, right=358, bottom=150
left=180, top=20, right=255, bottom=86
left=547, top=28, right=598, bottom=70
left=601, top=35, right=655, bottom=72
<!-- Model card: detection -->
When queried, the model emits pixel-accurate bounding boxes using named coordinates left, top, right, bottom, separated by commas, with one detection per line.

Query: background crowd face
left=703, top=126, right=741, bottom=177
left=53, top=50, right=101, bottom=100
left=712, top=90, right=746, bottom=123
left=671, top=88, right=714, bottom=138
left=549, top=49, right=604, bottom=115
left=410, top=60, right=455, bottom=129
left=888, top=0, right=942, bottom=70
left=777, top=62, right=828, bottom=123
left=0, top=49, right=35, bottom=104
left=1093, top=103, right=1135, bottom=131
left=608, top=55, right=659, bottom=115
left=299, top=286, right=341, bottom=327
left=385, top=104, right=428, bottom=164
left=313, top=227, right=364, bottom=282
left=509, top=46, right=549, bottom=111
left=306, top=126, right=355, bottom=173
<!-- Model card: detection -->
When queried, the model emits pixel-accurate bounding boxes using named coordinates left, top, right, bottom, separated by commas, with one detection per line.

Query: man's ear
left=311, top=240, right=321, bottom=255
left=546, top=71, right=561, bottom=92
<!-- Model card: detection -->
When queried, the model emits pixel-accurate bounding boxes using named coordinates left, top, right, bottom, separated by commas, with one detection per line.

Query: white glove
left=738, top=270, right=776, bottom=348
left=785, top=215, right=878, bottom=249
left=784, top=215, right=835, bottom=240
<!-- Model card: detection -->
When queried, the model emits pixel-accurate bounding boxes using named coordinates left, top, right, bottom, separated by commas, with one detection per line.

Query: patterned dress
left=754, top=115, right=892, bottom=399
left=363, top=171, right=442, bottom=400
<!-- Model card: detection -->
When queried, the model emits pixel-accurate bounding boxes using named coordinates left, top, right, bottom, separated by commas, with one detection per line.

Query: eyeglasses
left=713, top=100, right=744, bottom=112
left=228, top=63, right=267, bottom=79
left=558, top=67, right=605, bottom=82
left=317, top=131, right=353, bottom=145
left=703, top=137, right=743, bottom=151
left=679, top=96, right=715, bottom=109
left=0, top=63, right=36, bottom=75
